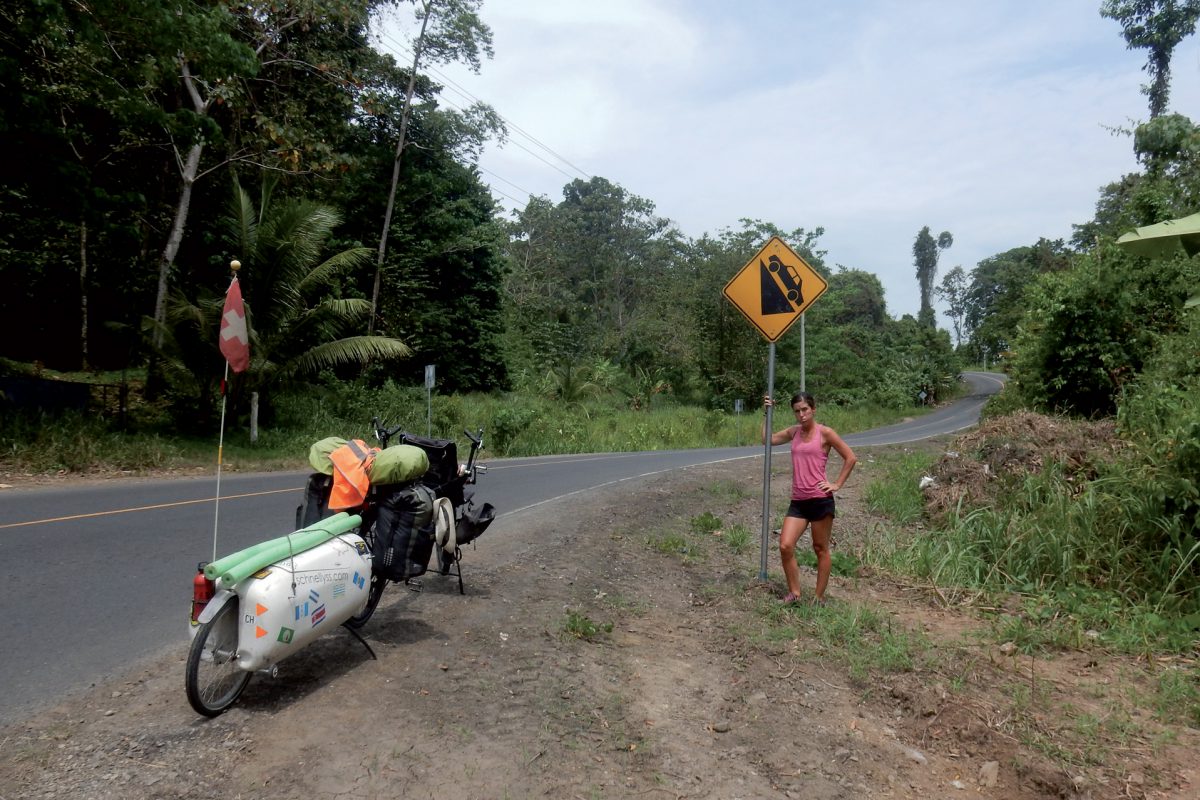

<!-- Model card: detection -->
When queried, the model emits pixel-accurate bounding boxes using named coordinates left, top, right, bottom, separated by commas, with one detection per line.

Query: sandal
left=781, top=592, right=802, bottom=605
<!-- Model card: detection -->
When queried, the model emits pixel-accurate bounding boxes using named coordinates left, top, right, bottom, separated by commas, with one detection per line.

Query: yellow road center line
left=0, top=487, right=297, bottom=530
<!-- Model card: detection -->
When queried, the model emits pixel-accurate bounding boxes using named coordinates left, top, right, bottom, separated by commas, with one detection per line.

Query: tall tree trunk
left=151, top=143, right=202, bottom=347
left=153, top=142, right=202, bottom=348
left=370, top=2, right=432, bottom=336
left=152, top=57, right=208, bottom=349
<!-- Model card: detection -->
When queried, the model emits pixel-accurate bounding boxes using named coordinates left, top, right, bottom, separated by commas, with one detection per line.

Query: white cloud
left=392, top=0, right=1200, bottom=320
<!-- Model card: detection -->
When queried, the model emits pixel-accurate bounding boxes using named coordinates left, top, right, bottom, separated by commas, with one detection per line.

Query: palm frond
left=224, top=180, right=258, bottom=262
left=284, top=299, right=371, bottom=344
left=281, top=336, right=412, bottom=381
left=316, top=297, right=373, bottom=318
left=300, top=247, right=375, bottom=293
left=264, top=202, right=341, bottom=281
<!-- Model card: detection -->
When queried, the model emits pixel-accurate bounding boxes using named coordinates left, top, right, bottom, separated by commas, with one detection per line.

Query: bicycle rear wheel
left=343, top=521, right=386, bottom=630
left=185, top=600, right=251, bottom=717
left=343, top=572, right=385, bottom=629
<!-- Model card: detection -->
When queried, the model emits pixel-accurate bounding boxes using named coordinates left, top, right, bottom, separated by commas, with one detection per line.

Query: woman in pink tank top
left=763, top=392, right=857, bottom=605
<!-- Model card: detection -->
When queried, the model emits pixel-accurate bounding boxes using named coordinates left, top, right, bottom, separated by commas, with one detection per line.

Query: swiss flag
left=219, top=277, right=250, bottom=373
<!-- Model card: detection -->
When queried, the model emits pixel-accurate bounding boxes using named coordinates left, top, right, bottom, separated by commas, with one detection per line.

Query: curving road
left=0, top=371, right=1003, bottom=725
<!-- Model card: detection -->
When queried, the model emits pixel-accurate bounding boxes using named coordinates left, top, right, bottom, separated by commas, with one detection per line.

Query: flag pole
left=213, top=258, right=246, bottom=562
left=213, top=359, right=229, bottom=563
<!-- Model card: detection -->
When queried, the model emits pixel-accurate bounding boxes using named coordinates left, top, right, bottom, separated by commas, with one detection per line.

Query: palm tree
left=223, top=179, right=411, bottom=393
left=152, top=180, right=412, bottom=431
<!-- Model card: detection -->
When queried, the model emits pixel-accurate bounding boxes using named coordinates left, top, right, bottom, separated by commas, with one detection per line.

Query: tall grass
left=865, top=454, right=1200, bottom=655
left=862, top=449, right=935, bottom=525
left=0, top=410, right=189, bottom=473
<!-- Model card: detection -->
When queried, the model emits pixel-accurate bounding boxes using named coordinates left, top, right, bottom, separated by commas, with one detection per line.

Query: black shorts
left=786, top=496, right=835, bottom=521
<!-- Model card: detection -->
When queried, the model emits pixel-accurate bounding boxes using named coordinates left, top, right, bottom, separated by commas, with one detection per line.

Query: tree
left=913, top=226, right=952, bottom=327
left=369, top=0, right=497, bottom=335
left=687, top=220, right=826, bottom=406
left=935, top=265, right=968, bottom=347
left=964, top=239, right=1069, bottom=362
left=215, top=179, right=412, bottom=420
left=503, top=177, right=674, bottom=375
left=1102, top=0, right=1200, bottom=118
left=151, top=0, right=388, bottom=350
left=0, top=0, right=232, bottom=369
left=1007, top=241, right=1198, bottom=416
left=801, top=267, right=892, bottom=405
left=149, top=3, right=259, bottom=349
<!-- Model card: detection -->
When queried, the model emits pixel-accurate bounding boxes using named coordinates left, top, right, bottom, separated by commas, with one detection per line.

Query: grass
left=703, top=479, right=754, bottom=503
left=637, top=472, right=1200, bottom=792
left=689, top=511, right=722, bottom=535
left=597, top=593, right=651, bottom=617
left=794, top=548, right=860, bottom=577
left=561, top=610, right=613, bottom=641
left=754, top=595, right=932, bottom=682
left=646, top=529, right=697, bottom=560
left=722, top=523, right=754, bottom=555
left=861, top=447, right=1200, bottom=659
left=1154, top=668, right=1200, bottom=727
left=861, top=449, right=936, bottom=525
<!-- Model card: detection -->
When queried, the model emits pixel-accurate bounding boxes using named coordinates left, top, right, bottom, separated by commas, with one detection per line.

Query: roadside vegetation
left=626, top=450, right=1198, bottom=793
left=0, top=371, right=941, bottom=477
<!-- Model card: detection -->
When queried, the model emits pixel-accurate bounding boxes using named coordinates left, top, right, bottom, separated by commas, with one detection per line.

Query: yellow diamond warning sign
left=722, top=236, right=828, bottom=342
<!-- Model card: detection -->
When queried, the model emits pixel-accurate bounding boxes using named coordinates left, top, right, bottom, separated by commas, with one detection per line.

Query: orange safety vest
left=328, top=439, right=379, bottom=511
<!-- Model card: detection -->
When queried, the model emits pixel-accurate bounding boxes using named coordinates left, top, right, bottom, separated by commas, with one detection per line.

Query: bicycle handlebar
left=371, top=418, right=484, bottom=457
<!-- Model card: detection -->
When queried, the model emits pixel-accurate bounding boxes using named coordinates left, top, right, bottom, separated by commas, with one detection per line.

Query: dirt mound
left=922, top=411, right=1127, bottom=520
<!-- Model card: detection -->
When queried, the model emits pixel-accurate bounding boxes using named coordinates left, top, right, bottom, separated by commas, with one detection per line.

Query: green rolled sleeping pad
left=204, top=512, right=363, bottom=586
left=367, top=444, right=430, bottom=485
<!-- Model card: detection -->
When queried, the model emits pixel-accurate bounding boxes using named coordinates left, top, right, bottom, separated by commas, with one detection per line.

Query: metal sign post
left=759, top=343, right=776, bottom=580
left=800, top=313, right=806, bottom=392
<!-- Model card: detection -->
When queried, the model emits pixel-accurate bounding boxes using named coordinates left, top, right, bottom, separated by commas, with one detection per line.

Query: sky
left=376, top=0, right=1200, bottom=322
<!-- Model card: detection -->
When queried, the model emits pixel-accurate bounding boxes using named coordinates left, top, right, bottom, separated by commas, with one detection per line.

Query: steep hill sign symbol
left=722, top=236, right=828, bottom=342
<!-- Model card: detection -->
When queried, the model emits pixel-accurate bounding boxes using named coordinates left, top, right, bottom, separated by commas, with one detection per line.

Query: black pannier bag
left=456, top=500, right=496, bottom=547
left=397, top=433, right=464, bottom=505
left=295, top=473, right=334, bottom=529
left=371, top=482, right=436, bottom=581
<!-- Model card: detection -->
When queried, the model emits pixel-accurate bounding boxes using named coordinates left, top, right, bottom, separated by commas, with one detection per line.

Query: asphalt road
left=0, top=371, right=1003, bottom=725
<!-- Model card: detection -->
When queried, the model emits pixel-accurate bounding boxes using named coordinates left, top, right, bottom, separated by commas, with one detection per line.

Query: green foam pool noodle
left=205, top=513, right=363, bottom=584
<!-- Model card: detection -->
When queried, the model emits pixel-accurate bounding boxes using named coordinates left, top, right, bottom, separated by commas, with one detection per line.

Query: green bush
left=491, top=400, right=541, bottom=455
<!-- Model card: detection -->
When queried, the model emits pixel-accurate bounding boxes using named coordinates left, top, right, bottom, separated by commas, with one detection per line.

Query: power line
left=317, top=20, right=586, bottom=210
left=476, top=166, right=535, bottom=198
left=372, top=26, right=591, bottom=182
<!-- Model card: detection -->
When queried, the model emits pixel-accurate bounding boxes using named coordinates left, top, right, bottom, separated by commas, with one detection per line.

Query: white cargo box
left=225, top=533, right=372, bottom=672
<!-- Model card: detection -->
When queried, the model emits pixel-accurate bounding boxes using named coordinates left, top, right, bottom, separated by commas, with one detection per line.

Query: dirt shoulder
left=1, top=440, right=1196, bottom=800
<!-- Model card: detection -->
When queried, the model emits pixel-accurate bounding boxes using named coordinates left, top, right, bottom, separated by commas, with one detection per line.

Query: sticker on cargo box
left=252, top=568, right=272, bottom=579
left=277, top=627, right=294, bottom=644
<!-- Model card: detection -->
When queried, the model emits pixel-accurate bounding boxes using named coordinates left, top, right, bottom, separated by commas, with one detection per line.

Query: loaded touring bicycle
left=185, top=421, right=494, bottom=717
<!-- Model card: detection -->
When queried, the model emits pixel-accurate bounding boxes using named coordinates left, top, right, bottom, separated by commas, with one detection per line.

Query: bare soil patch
left=0, top=437, right=1196, bottom=799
